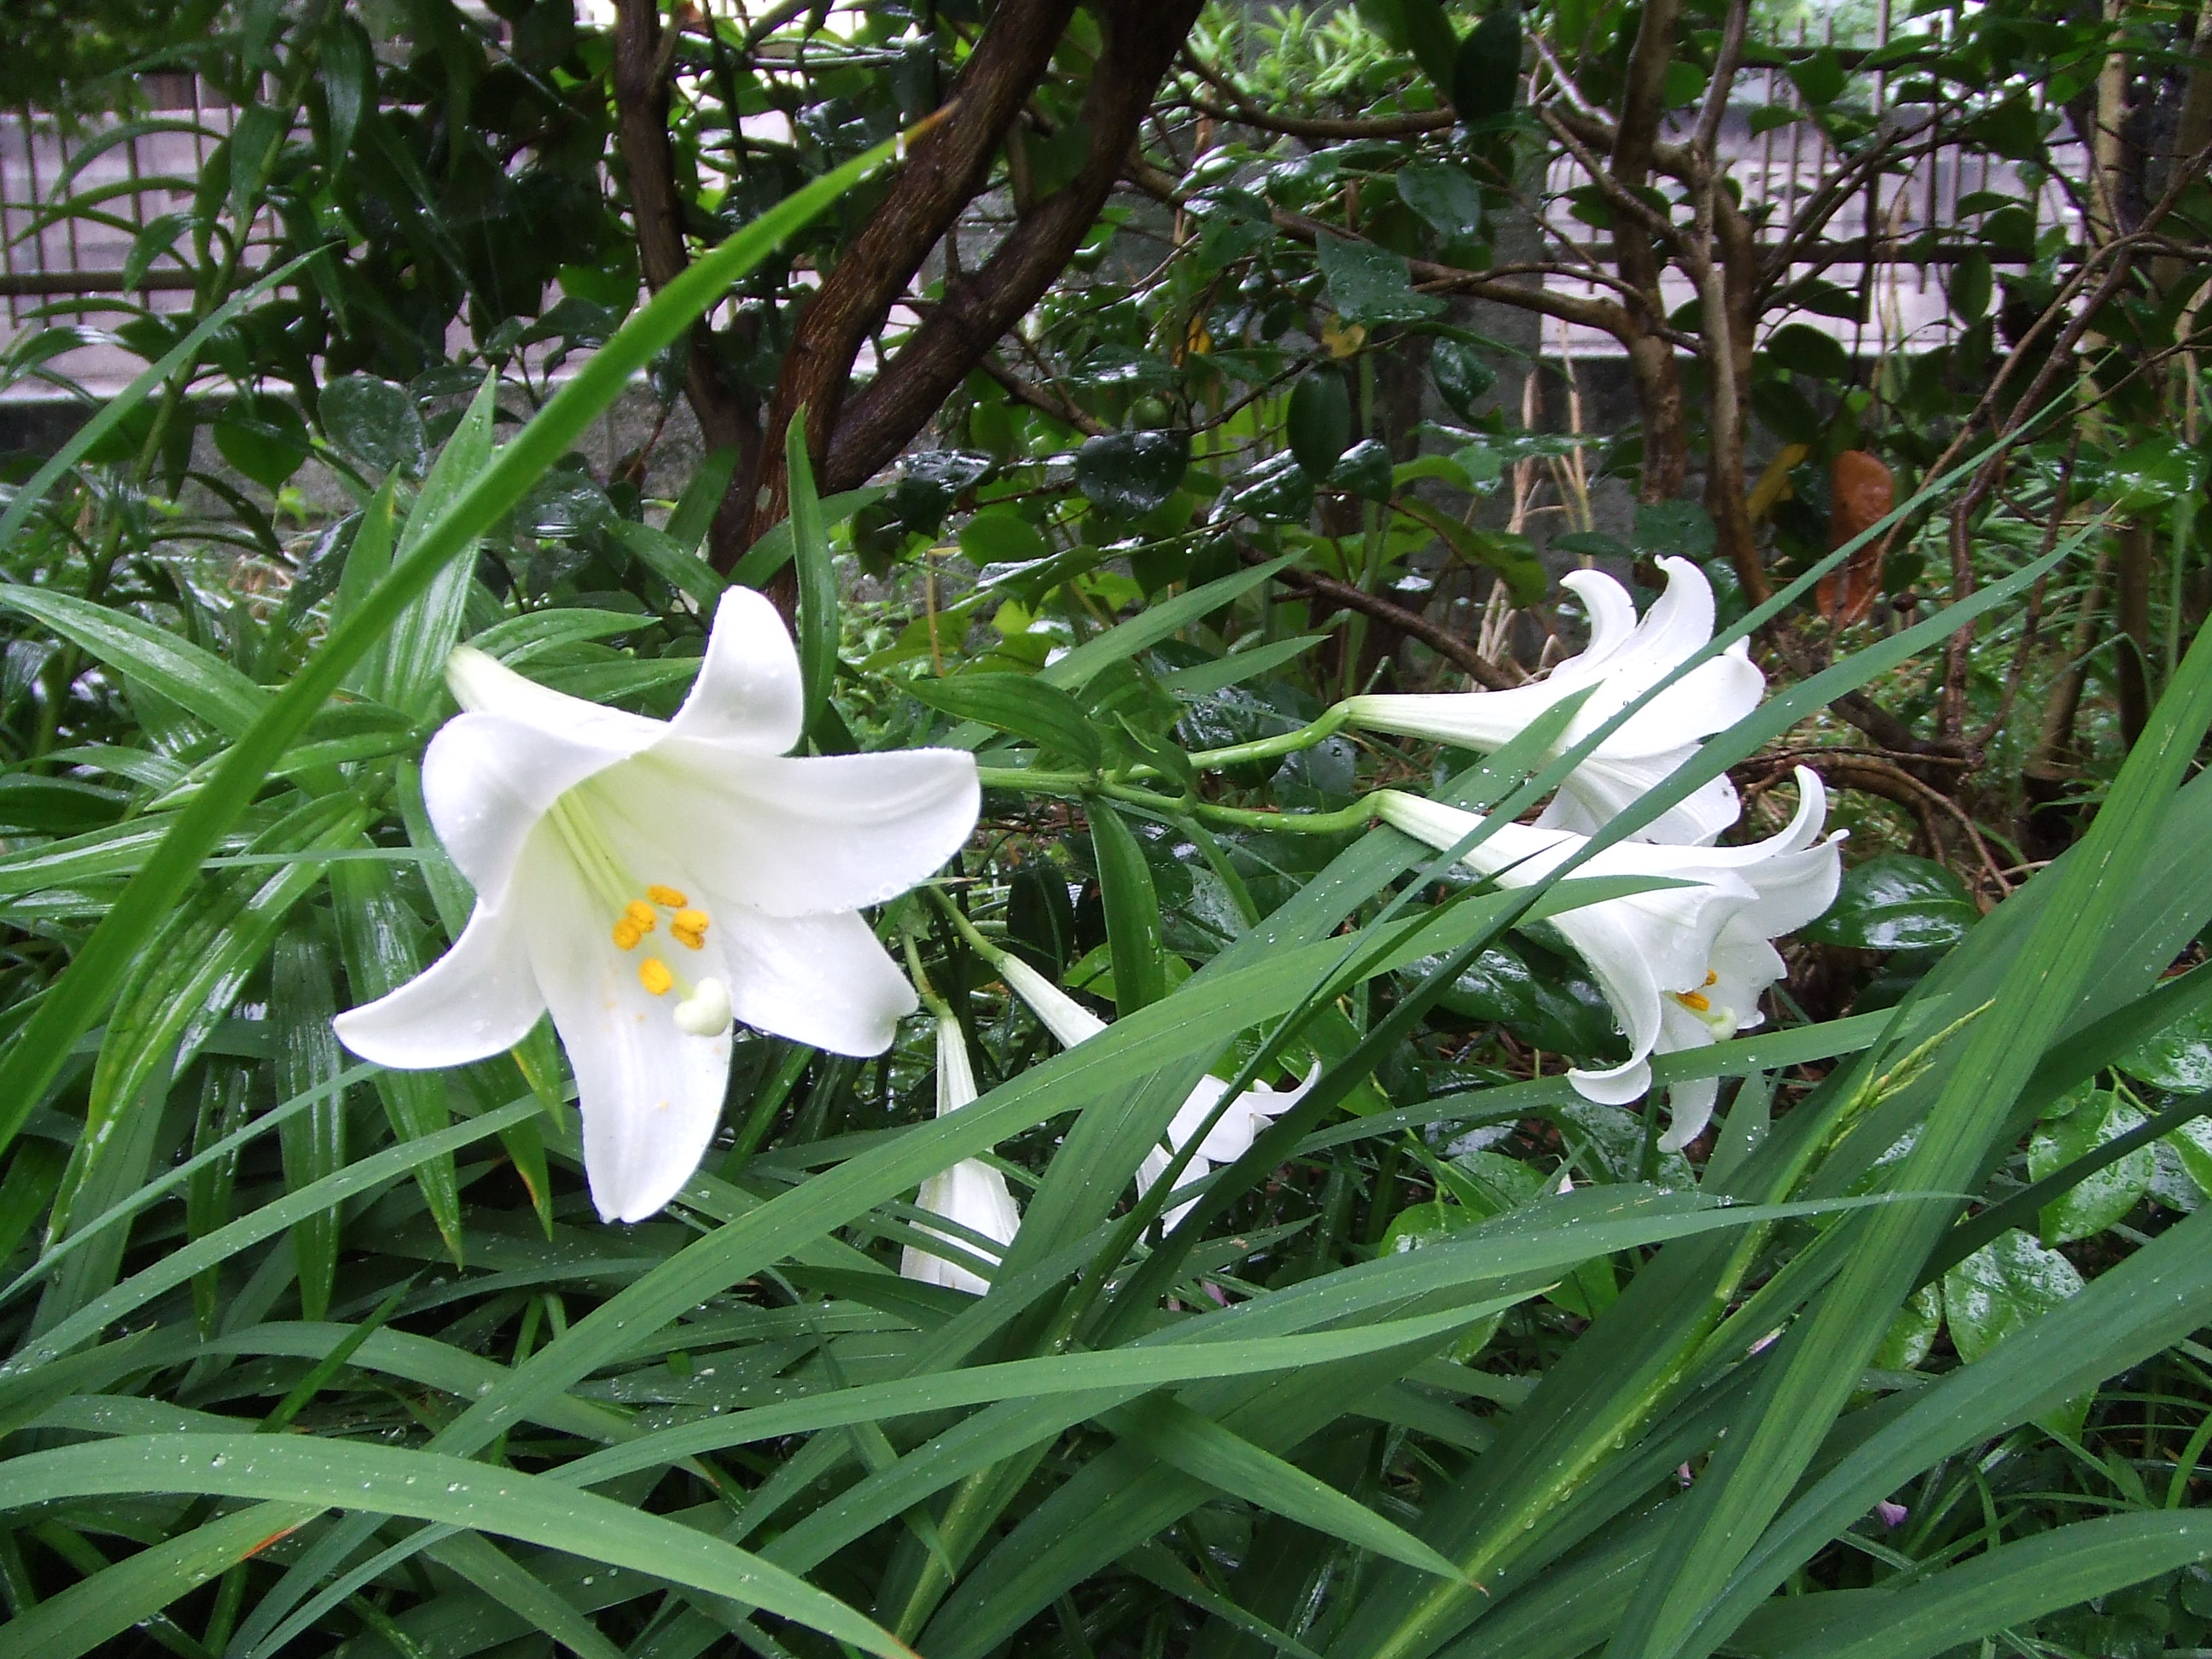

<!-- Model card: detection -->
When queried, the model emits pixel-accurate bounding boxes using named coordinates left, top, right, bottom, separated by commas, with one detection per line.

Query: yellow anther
left=612, top=918, right=644, bottom=951
left=1703, top=970, right=1719, bottom=987
left=624, top=899, right=657, bottom=932
left=1677, top=990, right=1712, bottom=1013
left=638, top=958, right=674, bottom=996
left=671, top=909, right=710, bottom=950
left=647, top=884, right=690, bottom=909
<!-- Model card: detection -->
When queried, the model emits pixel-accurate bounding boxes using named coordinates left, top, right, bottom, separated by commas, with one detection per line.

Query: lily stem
left=975, top=766, right=1377, bottom=836
left=1179, top=703, right=1353, bottom=772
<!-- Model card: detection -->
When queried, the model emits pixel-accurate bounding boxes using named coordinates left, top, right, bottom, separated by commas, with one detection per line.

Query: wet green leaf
left=1074, top=431, right=1190, bottom=519
left=1802, top=854, right=1979, bottom=951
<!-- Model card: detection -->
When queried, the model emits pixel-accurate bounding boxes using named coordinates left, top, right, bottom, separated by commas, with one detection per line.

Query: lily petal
left=1535, top=748, right=1743, bottom=847
left=903, top=1159, right=1020, bottom=1294
left=717, top=906, right=918, bottom=1057
left=667, top=588, right=806, bottom=754
left=995, top=953, right=1109, bottom=1048
left=1659, top=1074, right=1722, bottom=1153
left=903, top=1010, right=1022, bottom=1295
left=422, top=709, right=658, bottom=903
left=1558, top=565, right=1640, bottom=667
left=332, top=899, right=543, bottom=1070
left=445, top=645, right=665, bottom=747
left=515, top=830, right=733, bottom=1225
left=597, top=742, right=980, bottom=917
left=1341, top=559, right=1765, bottom=841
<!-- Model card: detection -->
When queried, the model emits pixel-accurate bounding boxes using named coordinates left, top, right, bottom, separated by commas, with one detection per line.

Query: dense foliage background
left=5, top=0, right=2212, bottom=1656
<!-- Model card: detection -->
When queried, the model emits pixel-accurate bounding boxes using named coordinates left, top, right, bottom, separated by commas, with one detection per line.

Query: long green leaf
left=1106, top=1394, right=1470, bottom=1581
left=787, top=409, right=836, bottom=741
left=0, top=1435, right=907, bottom=1659
left=0, top=1501, right=316, bottom=1659
left=1733, top=1511, right=2212, bottom=1659
left=0, top=586, right=268, bottom=739
left=2, top=1098, right=538, bottom=1375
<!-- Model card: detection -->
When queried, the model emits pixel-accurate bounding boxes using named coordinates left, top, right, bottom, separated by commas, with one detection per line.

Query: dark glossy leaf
left=1767, top=322, right=1852, bottom=382
left=2105, top=437, right=2210, bottom=512
left=1801, top=853, right=1979, bottom=950
left=1431, top=338, right=1498, bottom=418
left=516, top=473, right=611, bottom=539
left=1329, top=439, right=1394, bottom=502
left=1970, top=96, right=2046, bottom=162
left=320, top=374, right=427, bottom=475
left=1287, top=370, right=1353, bottom=480
left=1398, top=160, right=1485, bottom=240
left=2117, top=998, right=2212, bottom=1093
left=1452, top=9, right=1522, bottom=122
left=1947, top=250, right=1992, bottom=322
left=1075, top=430, right=1190, bottom=519
left=1222, top=451, right=1315, bottom=523
left=894, top=449, right=993, bottom=532
left=2029, top=1090, right=2151, bottom=1243
left=213, top=395, right=309, bottom=490
left=1393, top=0, right=1462, bottom=90
left=1318, top=235, right=1446, bottom=327
left=908, top=672, right=1103, bottom=768
left=1788, top=47, right=1846, bottom=105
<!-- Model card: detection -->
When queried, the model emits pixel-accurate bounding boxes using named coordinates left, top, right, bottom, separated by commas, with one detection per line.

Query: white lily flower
left=901, top=1009, right=1022, bottom=1295
left=333, top=589, right=981, bottom=1225
left=1374, top=765, right=1842, bottom=1150
left=1340, top=557, right=1763, bottom=845
left=991, top=952, right=1318, bottom=1229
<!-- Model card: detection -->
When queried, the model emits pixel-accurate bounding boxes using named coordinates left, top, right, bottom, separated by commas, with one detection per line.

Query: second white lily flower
left=1374, top=766, right=1842, bottom=1150
left=1340, top=557, right=1761, bottom=846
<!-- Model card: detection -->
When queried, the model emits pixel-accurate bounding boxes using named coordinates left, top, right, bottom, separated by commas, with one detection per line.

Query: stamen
left=1703, top=970, right=1719, bottom=987
left=638, top=958, right=674, bottom=996
left=1677, top=991, right=1712, bottom=1013
left=670, top=908, right=710, bottom=951
left=625, top=900, right=657, bottom=931
left=647, top=884, right=690, bottom=909
left=612, top=918, right=643, bottom=950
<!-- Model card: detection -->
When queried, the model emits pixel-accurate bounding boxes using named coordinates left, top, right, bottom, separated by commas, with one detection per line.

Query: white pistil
left=673, top=978, right=733, bottom=1037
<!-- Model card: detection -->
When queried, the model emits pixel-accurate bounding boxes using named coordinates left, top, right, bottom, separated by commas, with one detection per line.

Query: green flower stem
left=933, top=896, right=1007, bottom=966
left=1180, top=703, right=1353, bottom=773
left=975, top=764, right=1377, bottom=836
left=1182, top=797, right=1377, bottom=835
left=973, top=766, right=1097, bottom=795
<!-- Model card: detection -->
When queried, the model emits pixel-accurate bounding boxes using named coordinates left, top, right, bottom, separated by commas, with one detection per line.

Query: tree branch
left=818, top=0, right=1208, bottom=496
left=733, top=0, right=1082, bottom=562
left=1237, top=546, right=1517, bottom=690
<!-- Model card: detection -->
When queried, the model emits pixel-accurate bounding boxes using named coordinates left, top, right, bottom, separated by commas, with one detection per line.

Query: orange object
left=1818, top=450, right=1894, bottom=626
